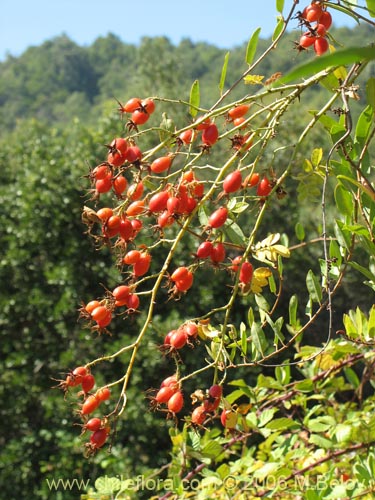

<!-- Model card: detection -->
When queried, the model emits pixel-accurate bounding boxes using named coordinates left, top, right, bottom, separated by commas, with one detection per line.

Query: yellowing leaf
left=315, top=352, right=336, bottom=370
left=254, top=267, right=272, bottom=280
left=262, top=233, right=281, bottom=246
left=334, top=65, right=347, bottom=81
left=251, top=268, right=272, bottom=294
left=223, top=410, right=238, bottom=429
left=303, top=158, right=313, bottom=172
left=244, top=74, right=265, bottom=85
left=198, top=321, right=220, bottom=340
left=254, top=234, right=290, bottom=262
left=237, top=403, right=252, bottom=415
left=311, top=148, right=323, bottom=167
left=327, top=45, right=348, bottom=82
left=272, top=244, right=290, bottom=258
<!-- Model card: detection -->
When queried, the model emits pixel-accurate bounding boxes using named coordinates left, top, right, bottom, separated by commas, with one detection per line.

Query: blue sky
left=0, top=0, right=359, bottom=61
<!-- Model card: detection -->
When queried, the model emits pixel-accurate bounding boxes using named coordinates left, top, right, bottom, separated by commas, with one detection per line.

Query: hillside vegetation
left=1, top=18, right=375, bottom=500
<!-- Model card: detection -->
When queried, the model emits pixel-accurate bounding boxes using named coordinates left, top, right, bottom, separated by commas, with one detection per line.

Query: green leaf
left=227, top=198, right=249, bottom=213
left=308, top=434, right=332, bottom=449
left=95, top=476, right=121, bottom=494
left=305, top=296, right=313, bottom=319
left=266, top=417, right=299, bottom=430
left=240, top=321, right=247, bottom=356
left=228, top=378, right=248, bottom=388
left=320, top=71, right=341, bottom=91
left=265, top=314, right=285, bottom=345
left=319, top=2, right=360, bottom=23
left=289, top=294, right=298, bottom=328
left=335, top=183, right=354, bottom=217
left=219, top=52, right=230, bottom=94
left=217, top=464, right=231, bottom=480
left=276, top=0, right=284, bottom=13
left=223, top=221, right=246, bottom=246
left=275, top=47, right=375, bottom=86
left=355, top=105, right=373, bottom=146
left=333, top=64, right=348, bottom=83
left=334, top=423, right=352, bottom=443
left=296, top=379, right=314, bottom=392
left=343, top=312, right=358, bottom=338
left=295, top=221, right=305, bottom=241
left=275, top=364, right=290, bottom=385
left=334, top=219, right=351, bottom=250
left=188, top=430, right=201, bottom=451
left=248, top=307, right=254, bottom=328
left=245, top=27, right=261, bottom=65
left=367, top=0, right=375, bottom=17
left=305, top=490, right=320, bottom=500
left=198, top=204, right=209, bottom=227
left=368, top=306, right=375, bottom=338
left=316, top=111, right=339, bottom=131
left=251, top=322, right=267, bottom=358
left=189, top=79, right=200, bottom=118
left=348, top=261, right=375, bottom=282
left=307, top=417, right=334, bottom=433
left=355, top=464, right=372, bottom=482
left=355, top=307, right=365, bottom=336
left=329, top=239, right=342, bottom=267
left=253, top=462, right=279, bottom=481
left=142, top=178, right=158, bottom=192
left=269, top=272, right=277, bottom=294
left=336, top=175, right=363, bottom=193
left=225, top=388, right=247, bottom=404
left=366, top=77, right=375, bottom=108
left=257, top=374, right=283, bottom=390
left=344, top=367, right=360, bottom=388
left=306, top=269, right=322, bottom=304
left=159, top=112, right=175, bottom=147
left=259, top=408, right=277, bottom=427
left=272, top=16, right=284, bottom=42
left=255, top=294, right=270, bottom=312
left=202, top=440, right=223, bottom=459
left=342, top=223, right=369, bottom=237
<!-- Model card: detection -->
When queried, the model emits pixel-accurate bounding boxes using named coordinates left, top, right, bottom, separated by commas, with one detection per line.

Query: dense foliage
left=1, top=2, right=375, bottom=499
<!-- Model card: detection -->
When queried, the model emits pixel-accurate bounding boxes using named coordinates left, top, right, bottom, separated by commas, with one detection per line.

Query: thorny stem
left=92, top=59, right=365, bottom=401
left=208, top=1, right=299, bottom=112
left=157, top=432, right=251, bottom=500
left=326, top=0, right=375, bottom=27
left=216, top=86, right=355, bottom=370
left=73, top=4, right=375, bottom=494
left=255, top=442, right=375, bottom=498
left=158, top=353, right=373, bottom=500
left=319, top=62, right=366, bottom=363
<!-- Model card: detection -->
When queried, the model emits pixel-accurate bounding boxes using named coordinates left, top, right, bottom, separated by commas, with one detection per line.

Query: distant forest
left=0, top=23, right=374, bottom=130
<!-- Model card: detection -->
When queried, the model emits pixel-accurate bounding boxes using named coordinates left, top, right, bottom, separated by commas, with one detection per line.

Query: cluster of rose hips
left=79, top=98, right=275, bottom=334
left=163, top=321, right=199, bottom=351
left=63, top=91, right=281, bottom=451
left=118, top=97, right=156, bottom=127
left=91, top=138, right=143, bottom=197
left=57, top=365, right=95, bottom=393
left=54, top=366, right=112, bottom=454
left=151, top=371, right=224, bottom=428
left=82, top=417, right=110, bottom=455
left=190, top=384, right=223, bottom=426
left=154, top=322, right=240, bottom=429
left=81, top=283, right=140, bottom=333
left=152, top=375, right=184, bottom=414
left=298, top=2, right=332, bottom=56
